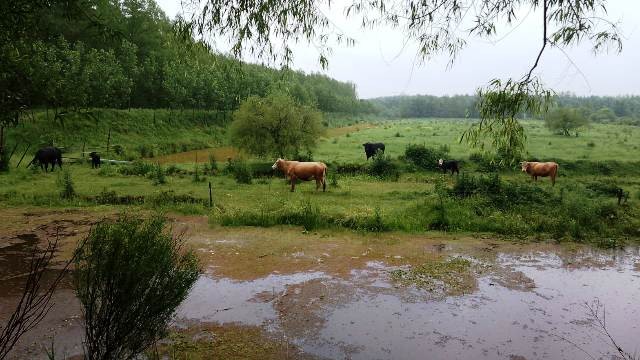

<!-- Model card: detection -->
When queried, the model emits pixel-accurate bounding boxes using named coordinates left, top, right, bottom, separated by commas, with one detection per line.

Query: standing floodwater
left=176, top=247, right=640, bottom=359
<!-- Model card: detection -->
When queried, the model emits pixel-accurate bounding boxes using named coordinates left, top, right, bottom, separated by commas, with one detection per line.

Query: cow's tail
left=322, top=164, right=327, bottom=191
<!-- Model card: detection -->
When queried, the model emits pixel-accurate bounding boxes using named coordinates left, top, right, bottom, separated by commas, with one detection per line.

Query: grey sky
left=156, top=0, right=640, bottom=99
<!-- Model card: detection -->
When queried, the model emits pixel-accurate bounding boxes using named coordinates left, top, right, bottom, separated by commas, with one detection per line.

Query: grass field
left=314, top=118, right=640, bottom=163
left=2, top=114, right=639, bottom=244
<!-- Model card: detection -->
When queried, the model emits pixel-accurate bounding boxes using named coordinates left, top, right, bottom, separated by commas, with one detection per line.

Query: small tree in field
left=544, top=107, right=589, bottom=136
left=230, top=93, right=324, bottom=158
left=74, top=214, right=200, bottom=360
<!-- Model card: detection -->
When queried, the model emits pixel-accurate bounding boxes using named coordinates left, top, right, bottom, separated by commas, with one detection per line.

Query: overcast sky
left=156, top=0, right=639, bottom=99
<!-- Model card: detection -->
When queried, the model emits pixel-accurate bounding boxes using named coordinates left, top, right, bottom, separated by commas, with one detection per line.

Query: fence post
left=82, top=140, right=86, bottom=158
left=106, top=128, right=111, bottom=156
left=209, top=182, right=213, bottom=208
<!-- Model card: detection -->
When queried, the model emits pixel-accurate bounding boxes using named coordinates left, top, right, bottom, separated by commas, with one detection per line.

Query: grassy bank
left=2, top=115, right=639, bottom=244
left=5, top=108, right=230, bottom=161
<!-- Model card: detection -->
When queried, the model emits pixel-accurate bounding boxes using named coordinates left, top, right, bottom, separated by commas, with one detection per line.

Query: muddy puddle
left=2, top=213, right=640, bottom=359
left=176, top=248, right=640, bottom=360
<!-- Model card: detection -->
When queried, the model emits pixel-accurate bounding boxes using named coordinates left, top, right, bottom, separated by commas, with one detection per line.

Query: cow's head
left=272, top=158, right=285, bottom=170
left=362, top=143, right=369, bottom=148
left=520, top=161, right=530, bottom=172
left=438, top=159, right=444, bottom=166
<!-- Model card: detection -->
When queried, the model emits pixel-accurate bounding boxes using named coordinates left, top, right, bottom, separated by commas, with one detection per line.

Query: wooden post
left=106, top=128, right=111, bottom=156
left=16, top=144, right=31, bottom=168
left=82, top=140, right=86, bottom=158
left=208, top=182, right=213, bottom=208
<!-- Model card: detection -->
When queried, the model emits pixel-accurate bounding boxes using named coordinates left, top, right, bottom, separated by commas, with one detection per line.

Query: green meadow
left=315, top=118, right=640, bottom=163
left=2, top=112, right=639, bottom=244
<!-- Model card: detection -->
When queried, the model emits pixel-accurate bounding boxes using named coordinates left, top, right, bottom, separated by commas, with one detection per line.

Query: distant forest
left=4, top=0, right=374, bottom=115
left=4, top=0, right=639, bottom=124
left=370, top=94, right=640, bottom=125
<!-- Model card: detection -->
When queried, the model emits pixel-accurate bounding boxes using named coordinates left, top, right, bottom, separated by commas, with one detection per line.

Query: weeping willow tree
left=179, top=0, right=622, bottom=162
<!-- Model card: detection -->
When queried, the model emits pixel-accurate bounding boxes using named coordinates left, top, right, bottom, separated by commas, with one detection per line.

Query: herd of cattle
left=272, top=142, right=559, bottom=192
left=27, top=144, right=560, bottom=192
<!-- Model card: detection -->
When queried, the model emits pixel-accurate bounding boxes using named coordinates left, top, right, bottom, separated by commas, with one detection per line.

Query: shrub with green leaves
left=205, top=154, right=218, bottom=175
left=58, top=170, right=76, bottom=199
left=150, top=163, right=166, bottom=185
left=118, top=161, right=155, bottom=176
left=73, top=214, right=200, bottom=360
left=225, top=159, right=252, bottom=184
left=368, top=152, right=399, bottom=180
left=404, top=144, right=448, bottom=171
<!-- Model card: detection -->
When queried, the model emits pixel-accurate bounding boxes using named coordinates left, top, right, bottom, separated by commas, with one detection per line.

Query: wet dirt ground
left=1, top=210, right=639, bottom=359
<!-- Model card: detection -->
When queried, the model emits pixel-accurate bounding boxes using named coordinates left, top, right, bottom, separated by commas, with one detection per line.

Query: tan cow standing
left=520, top=161, right=559, bottom=186
left=272, top=158, right=327, bottom=192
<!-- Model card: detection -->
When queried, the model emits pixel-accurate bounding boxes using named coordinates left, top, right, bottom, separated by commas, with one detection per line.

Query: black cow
left=438, top=159, right=459, bottom=175
left=28, top=147, right=62, bottom=172
left=363, top=142, right=385, bottom=160
left=89, top=152, right=101, bottom=168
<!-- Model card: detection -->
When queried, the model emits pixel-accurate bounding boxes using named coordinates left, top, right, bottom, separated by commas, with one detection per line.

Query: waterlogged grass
left=153, top=325, right=312, bottom=360
left=390, top=257, right=476, bottom=295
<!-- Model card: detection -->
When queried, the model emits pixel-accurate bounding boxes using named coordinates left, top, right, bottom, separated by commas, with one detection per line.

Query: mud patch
left=156, top=324, right=318, bottom=360
left=389, top=257, right=477, bottom=296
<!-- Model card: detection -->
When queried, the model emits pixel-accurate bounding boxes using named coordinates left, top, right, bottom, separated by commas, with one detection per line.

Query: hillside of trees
left=370, top=94, right=640, bottom=125
left=2, top=0, right=374, bottom=116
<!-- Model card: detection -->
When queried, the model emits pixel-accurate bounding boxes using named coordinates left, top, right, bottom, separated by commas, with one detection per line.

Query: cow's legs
left=290, top=176, right=296, bottom=192
left=316, top=178, right=321, bottom=191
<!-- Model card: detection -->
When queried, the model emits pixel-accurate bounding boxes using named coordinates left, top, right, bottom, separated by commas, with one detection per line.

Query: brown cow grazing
left=520, top=161, right=559, bottom=186
left=272, top=158, right=327, bottom=192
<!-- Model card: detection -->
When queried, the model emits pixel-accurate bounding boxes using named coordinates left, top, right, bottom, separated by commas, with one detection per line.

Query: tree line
left=7, top=0, right=373, bottom=114
left=0, top=0, right=376, bottom=169
left=370, top=94, right=640, bottom=125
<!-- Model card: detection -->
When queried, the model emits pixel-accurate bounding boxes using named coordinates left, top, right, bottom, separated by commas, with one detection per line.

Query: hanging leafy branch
left=186, top=0, right=623, bottom=157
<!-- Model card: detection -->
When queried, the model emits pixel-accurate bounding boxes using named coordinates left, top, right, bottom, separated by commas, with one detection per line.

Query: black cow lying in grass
left=363, top=142, right=385, bottom=160
left=89, top=152, right=101, bottom=168
left=438, top=159, right=459, bottom=175
left=27, top=147, right=62, bottom=172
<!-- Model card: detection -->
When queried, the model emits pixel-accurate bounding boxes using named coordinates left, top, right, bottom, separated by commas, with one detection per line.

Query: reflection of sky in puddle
left=305, top=252, right=640, bottom=359
left=175, top=271, right=326, bottom=326
left=177, top=249, right=640, bottom=359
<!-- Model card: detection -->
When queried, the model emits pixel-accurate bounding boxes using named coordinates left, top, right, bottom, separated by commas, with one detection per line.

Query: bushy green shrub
left=404, top=144, right=448, bottom=171
left=136, top=144, right=155, bottom=158
left=293, top=151, right=314, bottom=162
left=250, top=162, right=276, bottom=178
left=118, top=161, right=155, bottom=176
left=58, top=170, right=76, bottom=199
left=96, top=188, right=118, bottom=204
left=73, top=214, right=200, bottom=360
left=204, top=154, right=218, bottom=175
left=586, top=181, right=621, bottom=197
left=368, top=152, right=399, bottom=180
left=332, top=162, right=367, bottom=176
left=225, top=159, right=252, bottom=184
left=150, top=164, right=166, bottom=185
left=330, top=172, right=339, bottom=187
